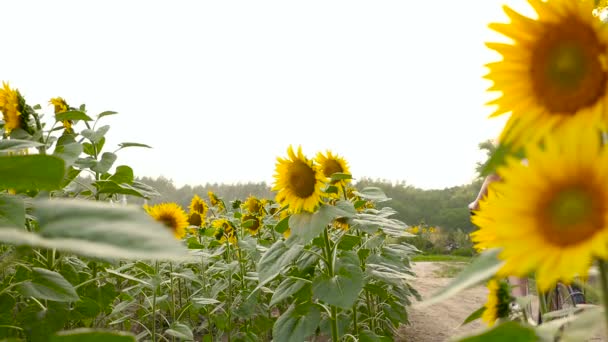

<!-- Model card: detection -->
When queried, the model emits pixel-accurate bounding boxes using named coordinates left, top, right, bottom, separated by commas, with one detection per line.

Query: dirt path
left=397, top=262, right=488, bottom=342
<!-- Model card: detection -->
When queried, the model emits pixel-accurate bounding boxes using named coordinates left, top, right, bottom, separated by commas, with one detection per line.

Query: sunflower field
left=425, top=0, right=608, bottom=341
left=0, top=85, right=420, bottom=341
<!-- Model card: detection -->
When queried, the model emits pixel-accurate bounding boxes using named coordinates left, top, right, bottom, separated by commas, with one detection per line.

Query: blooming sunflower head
left=242, top=214, right=261, bottom=236
left=0, top=82, right=23, bottom=135
left=189, top=194, right=209, bottom=216
left=315, top=150, right=351, bottom=185
left=485, top=0, right=608, bottom=146
left=243, top=195, right=263, bottom=215
left=212, top=218, right=237, bottom=244
left=475, top=121, right=608, bottom=291
left=145, top=202, right=189, bottom=240
left=50, top=97, right=73, bottom=132
left=482, top=279, right=513, bottom=326
left=188, top=212, right=204, bottom=227
left=272, top=145, right=325, bottom=213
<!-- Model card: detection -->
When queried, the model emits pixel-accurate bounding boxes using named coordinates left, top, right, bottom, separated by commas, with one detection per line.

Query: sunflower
left=145, top=203, right=189, bottom=239
left=0, top=82, right=22, bottom=134
left=243, top=195, right=263, bottom=215
left=315, top=150, right=351, bottom=186
left=189, top=194, right=209, bottom=216
left=272, top=145, right=325, bottom=213
left=485, top=0, right=608, bottom=146
left=212, top=218, right=237, bottom=245
left=333, top=217, right=350, bottom=231
left=474, top=121, right=608, bottom=291
left=188, top=212, right=204, bottom=227
left=471, top=185, right=501, bottom=252
left=50, top=97, right=73, bottom=132
left=482, top=279, right=513, bottom=326
left=242, top=214, right=261, bottom=236
left=208, top=191, right=225, bottom=212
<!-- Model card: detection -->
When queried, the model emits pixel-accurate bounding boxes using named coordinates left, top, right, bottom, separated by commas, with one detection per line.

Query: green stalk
left=152, top=261, right=159, bottom=342
left=226, top=241, right=233, bottom=342
left=322, top=227, right=339, bottom=342
left=169, top=263, right=176, bottom=342
left=597, top=260, right=608, bottom=331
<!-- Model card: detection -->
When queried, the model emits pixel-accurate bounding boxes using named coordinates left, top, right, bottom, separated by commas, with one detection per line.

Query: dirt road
left=397, top=262, right=488, bottom=342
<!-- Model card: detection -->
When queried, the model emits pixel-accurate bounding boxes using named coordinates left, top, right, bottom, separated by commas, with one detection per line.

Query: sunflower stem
left=322, top=226, right=339, bottom=342
left=169, top=262, right=176, bottom=342
left=152, top=260, right=159, bottom=342
left=597, top=260, right=608, bottom=331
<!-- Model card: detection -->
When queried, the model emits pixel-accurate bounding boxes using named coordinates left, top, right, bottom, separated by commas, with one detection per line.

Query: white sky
left=2, top=0, right=534, bottom=189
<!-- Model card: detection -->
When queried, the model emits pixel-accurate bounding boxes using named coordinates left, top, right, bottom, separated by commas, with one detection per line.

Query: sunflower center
left=288, top=160, right=316, bottom=198
left=188, top=212, right=202, bottom=226
left=322, top=160, right=343, bottom=178
left=531, top=17, right=607, bottom=114
left=194, top=202, right=206, bottom=213
left=540, top=184, right=604, bottom=246
left=159, top=214, right=178, bottom=232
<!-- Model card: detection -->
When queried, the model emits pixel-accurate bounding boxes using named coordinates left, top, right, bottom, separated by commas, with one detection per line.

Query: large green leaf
left=272, top=303, right=321, bottom=342
left=93, top=180, right=150, bottom=198
left=0, top=199, right=189, bottom=261
left=108, top=166, right=134, bottom=184
left=55, top=111, right=93, bottom=122
left=0, top=139, right=43, bottom=151
left=53, top=139, right=83, bottom=167
left=353, top=187, right=390, bottom=202
left=90, top=152, right=117, bottom=173
left=312, top=251, right=364, bottom=308
left=18, top=268, right=79, bottom=302
left=50, top=328, right=136, bottom=342
left=0, top=193, right=25, bottom=228
left=457, top=322, right=537, bottom=342
left=422, top=249, right=503, bottom=307
left=270, top=277, right=309, bottom=307
left=290, top=204, right=354, bottom=244
left=257, top=240, right=304, bottom=284
left=0, top=155, right=65, bottom=190
left=81, top=125, right=110, bottom=144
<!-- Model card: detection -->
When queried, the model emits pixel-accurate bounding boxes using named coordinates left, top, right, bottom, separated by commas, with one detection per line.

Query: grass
left=433, top=263, right=468, bottom=278
left=411, top=254, right=473, bottom=262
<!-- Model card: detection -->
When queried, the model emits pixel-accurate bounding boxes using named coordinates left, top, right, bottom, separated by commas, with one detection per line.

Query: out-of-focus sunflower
left=243, top=195, right=263, bottom=215
left=0, top=82, right=22, bottom=134
left=482, top=279, right=513, bottom=326
left=145, top=203, right=189, bottom=239
left=332, top=217, right=350, bottom=231
left=212, top=218, right=237, bottom=244
left=485, top=0, right=608, bottom=146
left=49, top=97, right=73, bottom=132
left=272, top=145, right=325, bottom=213
left=474, top=121, right=608, bottom=291
left=242, top=214, right=261, bottom=236
left=208, top=191, right=226, bottom=212
left=189, top=194, right=209, bottom=216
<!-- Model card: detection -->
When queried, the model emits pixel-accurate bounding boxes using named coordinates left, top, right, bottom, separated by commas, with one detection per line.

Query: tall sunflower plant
left=0, top=84, right=190, bottom=340
left=425, top=0, right=608, bottom=341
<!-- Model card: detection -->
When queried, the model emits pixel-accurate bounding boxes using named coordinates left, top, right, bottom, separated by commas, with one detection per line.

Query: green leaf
left=75, top=157, right=97, bottom=169
left=422, top=248, right=503, bottom=307
left=0, top=193, right=25, bottom=228
left=55, top=111, right=93, bottom=122
left=0, top=199, right=189, bottom=261
left=0, top=139, right=43, bottom=151
left=18, top=268, right=79, bottom=302
left=192, top=297, right=221, bottom=305
left=541, top=307, right=603, bottom=342
left=272, top=303, right=321, bottom=342
left=97, top=111, right=118, bottom=119
left=117, top=142, right=152, bottom=149
left=462, top=306, right=485, bottom=326
left=258, top=240, right=304, bottom=284
left=274, top=215, right=290, bottom=233
left=50, top=328, right=136, bottom=342
left=270, top=277, right=309, bottom=307
left=290, top=204, right=354, bottom=244
left=91, top=152, right=117, bottom=173
left=82, top=142, right=95, bottom=156
left=353, top=187, right=390, bottom=202
left=0, top=155, right=65, bottom=190
left=337, top=234, right=361, bottom=250
left=54, top=141, right=83, bottom=167
left=93, top=180, right=154, bottom=199
left=81, top=125, right=110, bottom=144
left=312, top=251, right=363, bottom=308
left=481, top=143, right=525, bottom=177
left=457, top=322, right=537, bottom=342
left=165, top=323, right=193, bottom=341
left=359, top=330, right=393, bottom=342
left=108, top=166, right=134, bottom=184
left=329, top=172, right=352, bottom=182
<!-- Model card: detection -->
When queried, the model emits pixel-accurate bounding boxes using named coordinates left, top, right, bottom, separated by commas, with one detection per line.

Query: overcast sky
left=2, top=0, right=533, bottom=189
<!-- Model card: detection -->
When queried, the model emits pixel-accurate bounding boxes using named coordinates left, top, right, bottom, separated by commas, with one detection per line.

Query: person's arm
left=468, top=173, right=501, bottom=211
